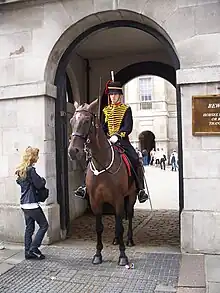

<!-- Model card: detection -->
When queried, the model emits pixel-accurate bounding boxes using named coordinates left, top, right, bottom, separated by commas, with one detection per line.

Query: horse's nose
left=68, top=146, right=81, bottom=160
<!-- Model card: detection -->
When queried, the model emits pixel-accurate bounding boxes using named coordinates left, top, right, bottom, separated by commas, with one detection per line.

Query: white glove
left=110, top=135, right=118, bottom=144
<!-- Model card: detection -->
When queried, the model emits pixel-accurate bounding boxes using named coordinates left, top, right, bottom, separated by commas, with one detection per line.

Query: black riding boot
left=74, top=185, right=87, bottom=199
left=136, top=165, right=149, bottom=203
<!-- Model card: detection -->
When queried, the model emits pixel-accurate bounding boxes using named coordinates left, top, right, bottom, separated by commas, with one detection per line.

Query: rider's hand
left=110, top=135, right=119, bottom=144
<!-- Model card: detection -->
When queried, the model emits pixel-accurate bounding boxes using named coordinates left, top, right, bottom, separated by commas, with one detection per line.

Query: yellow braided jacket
left=102, top=103, right=133, bottom=139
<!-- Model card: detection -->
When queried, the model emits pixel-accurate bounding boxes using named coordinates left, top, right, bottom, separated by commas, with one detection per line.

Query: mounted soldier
left=74, top=76, right=148, bottom=204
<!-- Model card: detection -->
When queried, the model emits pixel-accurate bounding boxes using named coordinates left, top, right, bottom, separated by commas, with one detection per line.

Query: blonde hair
left=15, top=146, right=39, bottom=178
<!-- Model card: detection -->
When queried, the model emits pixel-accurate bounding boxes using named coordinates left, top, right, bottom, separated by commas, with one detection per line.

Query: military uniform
left=75, top=80, right=148, bottom=203
left=101, top=101, right=138, bottom=170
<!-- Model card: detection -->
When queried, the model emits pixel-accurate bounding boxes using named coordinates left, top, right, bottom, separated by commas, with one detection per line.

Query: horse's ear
left=88, top=99, right=98, bottom=114
left=74, top=101, right=79, bottom=110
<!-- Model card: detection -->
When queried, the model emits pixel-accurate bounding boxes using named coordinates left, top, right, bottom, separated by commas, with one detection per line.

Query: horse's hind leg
left=115, top=214, right=129, bottom=266
left=92, top=214, right=103, bottom=265
left=126, top=205, right=135, bottom=247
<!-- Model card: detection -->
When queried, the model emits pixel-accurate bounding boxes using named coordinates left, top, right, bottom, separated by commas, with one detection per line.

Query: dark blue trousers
left=22, top=207, right=48, bottom=253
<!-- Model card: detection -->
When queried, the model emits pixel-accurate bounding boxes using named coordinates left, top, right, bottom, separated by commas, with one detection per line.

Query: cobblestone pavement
left=0, top=210, right=180, bottom=292
left=0, top=245, right=180, bottom=293
left=69, top=209, right=180, bottom=248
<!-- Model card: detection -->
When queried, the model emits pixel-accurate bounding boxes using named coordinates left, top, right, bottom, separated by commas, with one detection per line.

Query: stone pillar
left=0, top=82, right=60, bottom=244
left=178, top=66, right=220, bottom=254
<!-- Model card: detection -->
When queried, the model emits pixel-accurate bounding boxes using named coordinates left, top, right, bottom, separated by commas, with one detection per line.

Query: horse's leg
left=115, top=213, right=128, bottom=266
left=92, top=214, right=103, bottom=265
left=126, top=205, right=135, bottom=247
left=112, top=214, right=119, bottom=245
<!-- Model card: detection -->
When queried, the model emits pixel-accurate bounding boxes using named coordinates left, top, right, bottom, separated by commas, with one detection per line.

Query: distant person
left=142, top=149, right=148, bottom=166
left=170, top=150, right=178, bottom=171
left=150, top=148, right=155, bottom=165
left=155, top=148, right=160, bottom=166
left=136, top=147, right=143, bottom=165
left=160, top=148, right=166, bottom=170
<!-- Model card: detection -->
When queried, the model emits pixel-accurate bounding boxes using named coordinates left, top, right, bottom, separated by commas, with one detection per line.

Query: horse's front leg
left=115, top=213, right=129, bottom=266
left=112, top=214, right=119, bottom=245
left=92, top=214, right=103, bottom=265
left=126, top=206, right=135, bottom=247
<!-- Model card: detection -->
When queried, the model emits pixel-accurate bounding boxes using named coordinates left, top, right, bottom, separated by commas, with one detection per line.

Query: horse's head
left=68, top=100, right=98, bottom=161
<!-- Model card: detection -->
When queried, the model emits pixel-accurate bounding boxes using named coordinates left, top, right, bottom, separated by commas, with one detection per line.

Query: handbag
left=26, top=168, right=49, bottom=202
left=35, top=187, right=49, bottom=202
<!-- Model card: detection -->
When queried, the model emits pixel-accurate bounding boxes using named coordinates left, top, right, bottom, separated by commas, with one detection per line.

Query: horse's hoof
left=118, top=256, right=129, bottom=266
left=92, top=254, right=102, bottom=265
left=112, top=238, right=119, bottom=245
left=126, top=239, right=135, bottom=247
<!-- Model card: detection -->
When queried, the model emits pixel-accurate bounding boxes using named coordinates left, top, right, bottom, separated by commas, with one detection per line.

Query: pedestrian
left=15, top=146, right=49, bottom=260
left=160, top=148, right=166, bottom=170
left=136, top=147, right=143, bottom=165
left=170, top=150, right=178, bottom=171
left=142, top=149, right=148, bottom=166
left=150, top=148, right=155, bottom=165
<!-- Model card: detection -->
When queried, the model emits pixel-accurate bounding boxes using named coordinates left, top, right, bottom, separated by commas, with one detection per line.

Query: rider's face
left=110, top=94, right=121, bottom=104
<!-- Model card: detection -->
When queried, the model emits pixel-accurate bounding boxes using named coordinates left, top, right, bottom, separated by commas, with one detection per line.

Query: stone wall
left=0, top=0, right=220, bottom=252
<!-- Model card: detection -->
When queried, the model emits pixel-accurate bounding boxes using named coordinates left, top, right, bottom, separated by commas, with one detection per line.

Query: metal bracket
left=60, top=111, right=66, bottom=117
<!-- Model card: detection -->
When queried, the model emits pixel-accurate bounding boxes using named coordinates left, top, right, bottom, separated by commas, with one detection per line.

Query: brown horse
left=68, top=100, right=137, bottom=266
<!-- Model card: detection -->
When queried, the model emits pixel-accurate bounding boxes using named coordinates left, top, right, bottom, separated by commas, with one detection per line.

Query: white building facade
left=125, top=75, right=178, bottom=158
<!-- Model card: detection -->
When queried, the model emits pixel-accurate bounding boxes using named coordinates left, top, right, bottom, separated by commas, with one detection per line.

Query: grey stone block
left=177, top=288, right=206, bottom=293
left=205, top=255, right=220, bottom=282
left=0, top=263, right=14, bottom=275
left=178, top=254, right=205, bottom=287
left=207, top=282, right=220, bottom=293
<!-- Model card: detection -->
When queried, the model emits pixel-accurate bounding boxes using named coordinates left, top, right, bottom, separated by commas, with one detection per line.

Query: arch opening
left=49, top=10, right=182, bottom=237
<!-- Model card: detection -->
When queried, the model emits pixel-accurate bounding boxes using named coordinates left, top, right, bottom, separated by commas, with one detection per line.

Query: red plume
left=105, top=80, right=112, bottom=95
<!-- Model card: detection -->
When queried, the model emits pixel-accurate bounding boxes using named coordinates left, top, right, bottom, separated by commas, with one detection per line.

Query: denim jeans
left=22, top=207, right=48, bottom=253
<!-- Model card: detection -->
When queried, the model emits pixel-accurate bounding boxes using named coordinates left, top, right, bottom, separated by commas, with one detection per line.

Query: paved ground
left=0, top=166, right=215, bottom=292
left=0, top=245, right=181, bottom=293
left=135, top=165, right=179, bottom=211
left=68, top=209, right=180, bottom=247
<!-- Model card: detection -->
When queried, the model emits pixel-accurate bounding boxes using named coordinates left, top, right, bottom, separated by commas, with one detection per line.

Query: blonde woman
left=15, top=147, right=48, bottom=260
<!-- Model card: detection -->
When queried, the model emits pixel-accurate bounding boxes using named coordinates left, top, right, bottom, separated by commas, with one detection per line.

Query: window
left=139, top=77, right=153, bottom=109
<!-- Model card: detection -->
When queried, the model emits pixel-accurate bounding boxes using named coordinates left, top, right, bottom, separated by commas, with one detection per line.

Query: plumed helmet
left=105, top=81, right=123, bottom=95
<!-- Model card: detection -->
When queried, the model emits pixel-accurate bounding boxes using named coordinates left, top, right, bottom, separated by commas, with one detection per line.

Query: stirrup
left=74, top=187, right=87, bottom=199
left=138, top=189, right=149, bottom=203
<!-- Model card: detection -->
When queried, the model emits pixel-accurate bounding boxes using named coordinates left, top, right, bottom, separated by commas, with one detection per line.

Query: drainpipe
left=85, top=59, right=90, bottom=103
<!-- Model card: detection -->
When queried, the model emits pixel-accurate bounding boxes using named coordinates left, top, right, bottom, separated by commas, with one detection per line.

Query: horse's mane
left=76, top=99, right=98, bottom=114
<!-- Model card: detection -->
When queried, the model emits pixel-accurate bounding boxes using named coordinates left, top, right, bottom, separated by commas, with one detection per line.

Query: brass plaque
left=192, top=95, right=220, bottom=135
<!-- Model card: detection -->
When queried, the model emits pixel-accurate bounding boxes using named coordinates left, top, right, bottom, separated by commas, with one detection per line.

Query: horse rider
left=74, top=80, right=149, bottom=203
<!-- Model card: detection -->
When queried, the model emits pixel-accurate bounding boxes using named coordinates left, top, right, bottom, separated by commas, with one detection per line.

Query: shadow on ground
left=68, top=209, right=180, bottom=248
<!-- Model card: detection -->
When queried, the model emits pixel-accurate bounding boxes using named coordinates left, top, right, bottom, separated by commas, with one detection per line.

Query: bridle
left=70, top=109, right=121, bottom=175
left=71, top=109, right=96, bottom=142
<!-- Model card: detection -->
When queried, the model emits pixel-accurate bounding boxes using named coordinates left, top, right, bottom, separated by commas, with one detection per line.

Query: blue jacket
left=16, top=167, right=46, bottom=205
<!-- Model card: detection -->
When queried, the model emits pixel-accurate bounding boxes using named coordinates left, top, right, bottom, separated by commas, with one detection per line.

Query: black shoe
left=28, top=248, right=45, bottom=260
left=74, top=186, right=86, bottom=199
left=25, top=252, right=38, bottom=260
left=138, top=189, right=149, bottom=203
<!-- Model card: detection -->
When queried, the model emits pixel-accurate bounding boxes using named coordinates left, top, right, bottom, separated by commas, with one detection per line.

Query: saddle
left=113, top=145, right=132, bottom=176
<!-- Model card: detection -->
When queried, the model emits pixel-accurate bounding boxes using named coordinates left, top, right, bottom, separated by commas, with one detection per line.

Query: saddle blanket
left=113, top=146, right=132, bottom=176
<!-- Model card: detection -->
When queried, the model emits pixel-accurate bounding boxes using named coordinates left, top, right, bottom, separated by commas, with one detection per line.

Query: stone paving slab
left=207, top=282, right=220, bottom=293
left=205, top=255, right=220, bottom=282
left=0, top=263, right=14, bottom=276
left=178, top=254, right=205, bottom=288
left=0, top=246, right=181, bottom=293
left=177, top=289, right=206, bottom=293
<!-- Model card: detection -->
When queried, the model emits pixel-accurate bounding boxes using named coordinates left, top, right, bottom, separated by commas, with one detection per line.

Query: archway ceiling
left=75, top=27, right=165, bottom=59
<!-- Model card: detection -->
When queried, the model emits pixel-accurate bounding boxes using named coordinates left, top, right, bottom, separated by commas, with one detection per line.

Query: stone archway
left=46, top=11, right=181, bottom=236
left=139, top=131, right=156, bottom=152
